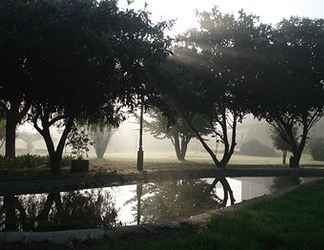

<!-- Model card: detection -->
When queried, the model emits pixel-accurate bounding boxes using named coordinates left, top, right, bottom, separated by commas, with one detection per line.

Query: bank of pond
left=0, top=176, right=316, bottom=232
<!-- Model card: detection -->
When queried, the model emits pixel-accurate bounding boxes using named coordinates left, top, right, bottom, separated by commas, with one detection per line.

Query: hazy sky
left=119, top=0, right=324, bottom=35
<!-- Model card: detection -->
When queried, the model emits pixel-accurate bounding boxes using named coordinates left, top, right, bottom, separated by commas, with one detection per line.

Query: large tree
left=0, top=0, right=35, bottom=159
left=3, top=0, right=170, bottom=172
left=250, top=17, right=324, bottom=168
left=152, top=9, right=270, bottom=169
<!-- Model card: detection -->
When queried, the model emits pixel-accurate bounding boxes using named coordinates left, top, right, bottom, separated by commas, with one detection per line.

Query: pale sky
left=119, top=0, right=324, bottom=36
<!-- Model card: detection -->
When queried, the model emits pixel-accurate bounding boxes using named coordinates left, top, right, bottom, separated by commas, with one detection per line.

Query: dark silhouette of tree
left=1, top=0, right=170, bottom=172
left=152, top=9, right=269, bottom=170
left=250, top=17, right=324, bottom=168
left=0, top=0, right=34, bottom=159
left=148, top=9, right=273, bottom=200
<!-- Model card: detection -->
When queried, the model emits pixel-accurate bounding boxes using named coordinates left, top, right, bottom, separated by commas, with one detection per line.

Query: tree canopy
left=249, top=17, right=324, bottom=167
left=0, top=0, right=171, bottom=171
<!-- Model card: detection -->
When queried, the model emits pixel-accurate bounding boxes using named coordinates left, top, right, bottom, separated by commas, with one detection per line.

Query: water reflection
left=0, top=190, right=118, bottom=232
left=129, top=178, right=234, bottom=224
left=0, top=176, right=313, bottom=231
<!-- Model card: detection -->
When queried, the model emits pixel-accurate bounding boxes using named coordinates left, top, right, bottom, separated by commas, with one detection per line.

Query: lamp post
left=137, top=96, right=144, bottom=171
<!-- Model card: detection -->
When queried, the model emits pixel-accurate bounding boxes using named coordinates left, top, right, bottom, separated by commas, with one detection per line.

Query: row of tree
left=148, top=8, right=324, bottom=169
left=1, top=1, right=324, bottom=172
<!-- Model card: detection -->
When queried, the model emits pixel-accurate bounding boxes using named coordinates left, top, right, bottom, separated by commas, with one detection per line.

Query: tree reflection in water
left=0, top=190, right=118, bottom=231
left=130, top=177, right=235, bottom=224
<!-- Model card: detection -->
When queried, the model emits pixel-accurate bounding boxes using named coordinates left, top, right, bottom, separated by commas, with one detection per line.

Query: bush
left=0, top=154, right=48, bottom=169
left=309, top=137, right=324, bottom=161
left=239, top=139, right=277, bottom=157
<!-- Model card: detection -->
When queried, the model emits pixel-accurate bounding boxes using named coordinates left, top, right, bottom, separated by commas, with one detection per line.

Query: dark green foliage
left=0, top=155, right=72, bottom=169
left=239, top=139, right=277, bottom=157
left=67, top=127, right=92, bottom=159
left=1, top=190, right=118, bottom=232
left=0, top=154, right=47, bottom=169
left=249, top=17, right=324, bottom=167
left=151, top=9, right=270, bottom=168
left=0, top=0, right=170, bottom=171
left=309, top=137, right=324, bottom=161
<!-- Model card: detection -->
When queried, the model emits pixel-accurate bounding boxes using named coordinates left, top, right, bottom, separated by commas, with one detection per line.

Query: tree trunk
left=282, top=150, right=287, bottom=165
left=179, top=136, right=190, bottom=161
left=5, top=113, right=16, bottom=160
left=173, top=135, right=182, bottom=161
left=290, top=148, right=303, bottom=169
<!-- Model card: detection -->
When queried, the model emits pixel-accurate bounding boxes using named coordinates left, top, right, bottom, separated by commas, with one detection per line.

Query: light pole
left=137, top=96, right=144, bottom=171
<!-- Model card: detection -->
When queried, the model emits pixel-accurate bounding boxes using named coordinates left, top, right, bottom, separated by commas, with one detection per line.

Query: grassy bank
left=94, top=179, right=324, bottom=250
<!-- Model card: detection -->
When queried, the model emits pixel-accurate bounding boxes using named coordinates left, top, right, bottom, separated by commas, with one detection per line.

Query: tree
left=148, top=9, right=269, bottom=202
left=151, top=9, right=269, bottom=170
left=8, top=0, right=170, bottom=172
left=0, top=0, right=35, bottom=159
left=250, top=17, right=324, bottom=168
left=143, top=109, right=211, bottom=161
left=88, top=124, right=115, bottom=159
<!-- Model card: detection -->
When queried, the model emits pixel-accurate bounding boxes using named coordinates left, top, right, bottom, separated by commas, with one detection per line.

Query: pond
left=0, top=176, right=317, bottom=232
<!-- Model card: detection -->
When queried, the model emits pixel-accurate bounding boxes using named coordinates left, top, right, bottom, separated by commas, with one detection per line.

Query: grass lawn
left=0, top=151, right=323, bottom=177
left=89, top=151, right=324, bottom=174
left=91, top=179, right=324, bottom=250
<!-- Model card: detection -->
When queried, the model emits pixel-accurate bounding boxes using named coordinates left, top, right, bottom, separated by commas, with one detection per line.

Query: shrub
left=0, top=154, right=48, bottom=169
left=309, top=137, right=324, bottom=161
left=239, top=139, right=277, bottom=157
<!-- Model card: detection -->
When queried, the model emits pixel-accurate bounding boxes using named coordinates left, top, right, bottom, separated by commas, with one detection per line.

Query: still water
left=0, top=177, right=316, bottom=232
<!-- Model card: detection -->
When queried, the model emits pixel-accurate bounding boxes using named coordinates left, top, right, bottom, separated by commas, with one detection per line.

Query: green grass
left=1, top=151, right=323, bottom=177
left=90, top=152, right=324, bottom=174
left=91, top=179, right=324, bottom=250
